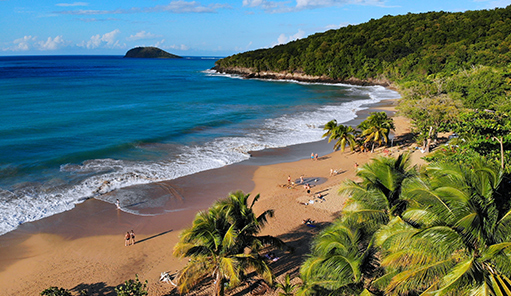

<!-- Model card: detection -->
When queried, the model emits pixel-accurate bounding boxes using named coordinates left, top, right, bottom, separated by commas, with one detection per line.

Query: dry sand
left=0, top=103, right=425, bottom=296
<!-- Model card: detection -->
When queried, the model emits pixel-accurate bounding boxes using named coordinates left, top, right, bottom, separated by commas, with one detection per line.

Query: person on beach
left=354, top=162, right=359, bottom=169
left=287, top=175, right=291, bottom=185
left=130, top=230, right=136, bottom=245
left=315, top=153, right=318, bottom=161
left=116, top=199, right=120, bottom=209
left=125, top=232, right=130, bottom=247
left=311, top=152, right=314, bottom=160
left=330, top=168, right=334, bottom=176
left=300, top=175, right=304, bottom=184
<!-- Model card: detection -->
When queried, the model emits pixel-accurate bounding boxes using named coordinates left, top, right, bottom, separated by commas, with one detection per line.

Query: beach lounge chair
left=160, top=271, right=178, bottom=286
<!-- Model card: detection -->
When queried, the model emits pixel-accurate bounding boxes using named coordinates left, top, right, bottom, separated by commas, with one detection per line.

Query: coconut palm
left=322, top=120, right=357, bottom=152
left=339, top=153, right=416, bottom=231
left=275, top=273, right=298, bottom=296
left=376, top=160, right=511, bottom=295
left=299, top=221, right=379, bottom=296
left=358, top=112, right=395, bottom=153
left=322, top=119, right=339, bottom=138
left=214, top=191, right=287, bottom=253
left=173, top=191, right=285, bottom=296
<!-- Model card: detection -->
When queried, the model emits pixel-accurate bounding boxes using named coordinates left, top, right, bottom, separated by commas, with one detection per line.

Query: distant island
left=124, top=47, right=182, bottom=59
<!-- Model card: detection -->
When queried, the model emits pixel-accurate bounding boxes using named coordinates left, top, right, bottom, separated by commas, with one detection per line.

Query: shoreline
left=212, top=66, right=396, bottom=88
left=0, top=97, right=408, bottom=295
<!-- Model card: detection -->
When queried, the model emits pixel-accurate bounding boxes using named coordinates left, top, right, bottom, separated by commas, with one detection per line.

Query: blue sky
left=1, top=0, right=511, bottom=56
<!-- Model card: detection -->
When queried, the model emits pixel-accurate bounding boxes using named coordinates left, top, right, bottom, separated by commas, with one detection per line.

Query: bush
left=40, top=286, right=72, bottom=296
left=115, top=275, right=148, bottom=296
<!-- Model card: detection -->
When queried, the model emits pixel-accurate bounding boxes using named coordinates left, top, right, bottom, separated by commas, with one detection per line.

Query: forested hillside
left=217, top=6, right=511, bottom=171
left=216, top=6, right=511, bottom=81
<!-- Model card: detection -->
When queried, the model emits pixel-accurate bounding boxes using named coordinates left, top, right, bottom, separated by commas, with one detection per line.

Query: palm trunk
left=215, top=272, right=224, bottom=296
left=493, top=136, right=505, bottom=170
left=426, top=126, right=433, bottom=153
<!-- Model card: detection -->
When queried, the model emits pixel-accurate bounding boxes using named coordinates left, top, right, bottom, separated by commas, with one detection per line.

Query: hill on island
left=214, top=5, right=511, bottom=84
left=124, top=47, right=182, bottom=59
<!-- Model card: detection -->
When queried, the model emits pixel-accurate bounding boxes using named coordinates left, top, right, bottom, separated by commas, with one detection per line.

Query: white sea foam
left=0, top=79, right=400, bottom=236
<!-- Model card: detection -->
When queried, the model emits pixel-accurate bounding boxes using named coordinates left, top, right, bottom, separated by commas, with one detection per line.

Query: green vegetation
left=124, top=46, right=182, bottom=59
left=323, top=111, right=394, bottom=153
left=114, top=275, right=148, bottom=296
left=217, top=5, right=511, bottom=171
left=275, top=273, right=298, bottom=296
left=173, top=191, right=286, bottom=296
left=40, top=287, right=72, bottom=296
left=300, top=156, right=511, bottom=295
left=216, top=6, right=511, bottom=81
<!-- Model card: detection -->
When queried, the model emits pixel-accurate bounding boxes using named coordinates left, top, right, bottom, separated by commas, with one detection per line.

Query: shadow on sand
left=72, top=282, right=116, bottom=296
left=135, top=229, right=173, bottom=245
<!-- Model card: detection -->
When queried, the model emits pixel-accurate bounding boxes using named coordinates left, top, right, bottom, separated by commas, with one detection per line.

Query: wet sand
left=0, top=99, right=421, bottom=295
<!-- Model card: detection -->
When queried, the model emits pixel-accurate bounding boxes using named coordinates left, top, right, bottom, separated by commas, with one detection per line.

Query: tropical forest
left=212, top=4, right=511, bottom=296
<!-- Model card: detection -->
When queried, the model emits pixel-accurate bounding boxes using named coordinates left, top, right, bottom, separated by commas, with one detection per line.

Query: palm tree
left=376, top=160, right=511, bottom=295
left=275, top=273, right=298, bottom=296
left=339, top=153, right=416, bottom=231
left=299, top=221, right=379, bottom=295
left=214, top=191, right=287, bottom=253
left=322, top=119, right=339, bottom=139
left=358, top=112, right=395, bottom=153
left=323, top=120, right=357, bottom=152
left=173, top=191, right=285, bottom=296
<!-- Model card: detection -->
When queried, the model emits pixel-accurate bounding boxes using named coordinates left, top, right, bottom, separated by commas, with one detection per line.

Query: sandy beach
left=0, top=100, right=424, bottom=296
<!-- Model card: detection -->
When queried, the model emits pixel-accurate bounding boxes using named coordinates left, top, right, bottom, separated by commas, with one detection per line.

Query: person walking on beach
left=130, top=230, right=136, bottom=245
left=315, top=153, right=318, bottom=161
left=125, top=231, right=130, bottom=247
left=116, top=199, right=120, bottom=209
left=287, top=175, right=291, bottom=185
left=311, top=152, right=314, bottom=160
left=300, top=175, right=304, bottom=184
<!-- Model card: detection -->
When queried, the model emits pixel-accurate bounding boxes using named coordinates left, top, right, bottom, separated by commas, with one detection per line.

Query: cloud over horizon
left=127, top=31, right=161, bottom=41
left=77, top=29, right=124, bottom=49
left=244, top=0, right=385, bottom=12
left=55, top=0, right=229, bottom=15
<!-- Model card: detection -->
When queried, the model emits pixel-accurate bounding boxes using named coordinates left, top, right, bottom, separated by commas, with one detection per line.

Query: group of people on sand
left=124, top=230, right=136, bottom=246
left=310, top=152, right=319, bottom=161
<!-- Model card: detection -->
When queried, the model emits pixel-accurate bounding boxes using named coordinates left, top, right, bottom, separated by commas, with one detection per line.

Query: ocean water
left=0, top=55, right=400, bottom=236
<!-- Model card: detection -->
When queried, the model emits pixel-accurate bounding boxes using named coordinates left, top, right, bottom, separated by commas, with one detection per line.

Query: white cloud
left=3, top=35, right=66, bottom=52
left=56, top=2, right=88, bottom=7
left=57, top=8, right=130, bottom=15
left=154, top=39, right=166, bottom=48
left=148, top=1, right=230, bottom=13
left=56, top=1, right=228, bottom=15
left=325, top=22, right=349, bottom=30
left=276, top=29, right=305, bottom=45
left=127, top=31, right=161, bottom=41
left=168, top=44, right=190, bottom=50
left=245, top=0, right=384, bottom=12
left=243, top=0, right=286, bottom=12
left=78, top=29, right=123, bottom=49
left=37, top=36, right=65, bottom=50
left=11, top=36, right=37, bottom=51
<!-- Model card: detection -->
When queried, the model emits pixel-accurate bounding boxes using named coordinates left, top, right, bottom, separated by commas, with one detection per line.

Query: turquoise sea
left=0, top=55, right=400, bottom=236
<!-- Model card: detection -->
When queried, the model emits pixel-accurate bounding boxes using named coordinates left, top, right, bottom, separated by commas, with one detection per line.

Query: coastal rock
left=211, top=66, right=393, bottom=87
left=124, top=47, right=182, bottom=59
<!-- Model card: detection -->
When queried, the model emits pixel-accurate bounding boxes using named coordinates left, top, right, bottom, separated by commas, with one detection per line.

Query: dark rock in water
left=124, top=47, right=182, bottom=59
